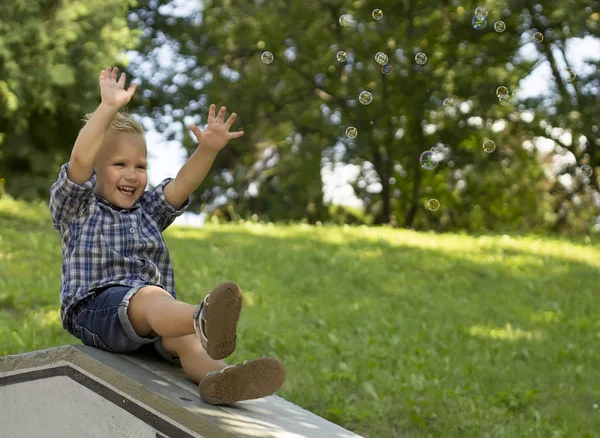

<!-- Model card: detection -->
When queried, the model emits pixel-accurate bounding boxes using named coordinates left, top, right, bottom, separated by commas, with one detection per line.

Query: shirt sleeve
left=49, top=162, right=96, bottom=231
left=140, top=178, right=190, bottom=232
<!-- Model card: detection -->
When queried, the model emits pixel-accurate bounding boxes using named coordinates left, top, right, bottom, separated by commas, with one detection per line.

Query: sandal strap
left=206, top=360, right=252, bottom=377
left=193, top=297, right=209, bottom=348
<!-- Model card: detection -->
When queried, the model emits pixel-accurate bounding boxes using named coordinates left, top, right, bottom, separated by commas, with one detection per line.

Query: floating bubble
left=375, top=52, right=388, bottom=65
left=382, top=63, right=393, bottom=74
left=494, top=21, right=506, bottom=33
left=474, top=6, right=488, bottom=18
left=443, top=98, right=456, bottom=108
left=415, top=52, right=427, bottom=65
left=420, top=151, right=439, bottom=170
left=359, top=91, right=373, bottom=105
left=430, top=145, right=441, bottom=153
left=496, top=86, right=509, bottom=97
left=337, top=51, right=348, bottom=62
left=472, top=15, right=487, bottom=30
left=261, top=51, right=274, bottom=64
left=499, top=94, right=511, bottom=106
left=594, top=404, right=599, bottom=410
left=372, top=9, right=383, bottom=20
left=427, top=199, right=440, bottom=211
left=346, top=126, right=358, bottom=139
left=533, top=32, right=544, bottom=43
left=567, top=67, right=577, bottom=82
left=581, top=165, right=593, bottom=177
left=512, top=88, right=523, bottom=98
left=483, top=140, right=496, bottom=153
left=339, top=14, right=353, bottom=27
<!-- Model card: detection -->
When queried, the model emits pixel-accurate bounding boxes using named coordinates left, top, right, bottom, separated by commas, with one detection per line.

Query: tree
left=0, top=0, right=141, bottom=200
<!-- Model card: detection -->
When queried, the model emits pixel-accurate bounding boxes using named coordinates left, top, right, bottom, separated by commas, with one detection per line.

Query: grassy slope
left=1, top=197, right=599, bottom=437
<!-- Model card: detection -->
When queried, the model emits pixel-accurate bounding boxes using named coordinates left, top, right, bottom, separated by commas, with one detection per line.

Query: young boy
left=49, top=66, right=285, bottom=405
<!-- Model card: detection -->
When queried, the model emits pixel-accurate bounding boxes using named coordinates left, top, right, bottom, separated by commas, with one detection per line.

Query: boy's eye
left=114, top=163, right=145, bottom=169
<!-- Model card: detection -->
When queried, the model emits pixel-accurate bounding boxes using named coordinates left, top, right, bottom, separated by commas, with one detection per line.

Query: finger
left=208, top=104, right=216, bottom=123
left=190, top=124, right=202, bottom=140
left=216, top=106, right=226, bottom=123
left=127, top=81, right=138, bottom=97
left=118, top=72, right=127, bottom=87
left=229, top=130, right=245, bottom=139
left=224, top=112, right=237, bottom=129
left=112, top=67, right=119, bottom=81
left=105, top=66, right=111, bottom=75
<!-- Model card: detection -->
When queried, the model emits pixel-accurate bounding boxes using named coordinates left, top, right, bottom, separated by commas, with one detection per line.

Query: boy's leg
left=162, top=334, right=286, bottom=405
left=127, top=286, right=195, bottom=338
left=128, top=283, right=242, bottom=352
left=161, top=334, right=226, bottom=384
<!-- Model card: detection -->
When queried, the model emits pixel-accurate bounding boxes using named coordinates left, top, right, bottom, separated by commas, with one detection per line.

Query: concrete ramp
left=0, top=345, right=362, bottom=438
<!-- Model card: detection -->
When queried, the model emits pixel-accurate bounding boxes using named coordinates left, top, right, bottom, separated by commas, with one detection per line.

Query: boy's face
left=93, top=132, right=148, bottom=209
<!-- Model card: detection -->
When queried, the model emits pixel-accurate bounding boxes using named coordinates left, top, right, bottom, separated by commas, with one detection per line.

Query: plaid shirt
left=49, top=162, right=190, bottom=335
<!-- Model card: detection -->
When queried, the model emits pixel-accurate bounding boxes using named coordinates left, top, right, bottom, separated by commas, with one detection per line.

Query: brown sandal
left=193, top=282, right=243, bottom=360
left=198, top=357, right=286, bottom=405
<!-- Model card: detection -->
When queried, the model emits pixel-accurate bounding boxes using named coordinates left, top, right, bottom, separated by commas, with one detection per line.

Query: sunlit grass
left=1, top=196, right=600, bottom=437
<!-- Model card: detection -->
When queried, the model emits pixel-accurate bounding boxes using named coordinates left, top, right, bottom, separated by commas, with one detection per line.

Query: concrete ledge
left=0, top=345, right=362, bottom=437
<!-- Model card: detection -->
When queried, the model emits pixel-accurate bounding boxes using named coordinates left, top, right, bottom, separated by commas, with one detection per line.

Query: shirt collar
left=95, top=194, right=141, bottom=212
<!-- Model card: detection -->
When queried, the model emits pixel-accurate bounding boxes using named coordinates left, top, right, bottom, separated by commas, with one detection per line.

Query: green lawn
left=1, top=196, right=600, bottom=437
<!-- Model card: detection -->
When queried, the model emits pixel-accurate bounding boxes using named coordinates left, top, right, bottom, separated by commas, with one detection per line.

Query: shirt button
left=130, top=228, right=134, bottom=233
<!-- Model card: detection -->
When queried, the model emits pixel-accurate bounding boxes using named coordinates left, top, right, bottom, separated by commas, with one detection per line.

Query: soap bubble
left=375, top=52, right=388, bottom=65
left=346, top=126, right=358, bottom=139
left=337, top=51, right=348, bottom=62
left=339, top=14, right=353, bottom=27
left=494, top=21, right=506, bottom=32
left=261, top=51, right=274, bottom=64
left=427, top=199, right=440, bottom=211
left=567, top=67, right=577, bottom=82
left=415, top=52, right=427, bottom=65
left=472, top=15, right=487, bottom=30
left=443, top=98, right=456, bottom=108
left=372, top=9, right=383, bottom=20
left=512, top=88, right=523, bottom=99
left=496, top=86, right=509, bottom=97
left=382, top=64, right=393, bottom=74
left=594, top=404, right=599, bottom=409
left=533, top=32, right=544, bottom=43
left=499, top=94, right=511, bottom=106
left=359, top=91, right=373, bottom=105
left=483, top=140, right=496, bottom=153
left=474, top=6, right=488, bottom=18
left=420, top=151, right=439, bottom=170
left=580, top=165, right=593, bottom=177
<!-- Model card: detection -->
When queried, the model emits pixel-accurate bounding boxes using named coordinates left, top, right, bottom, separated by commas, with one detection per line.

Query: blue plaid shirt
left=49, top=162, right=190, bottom=335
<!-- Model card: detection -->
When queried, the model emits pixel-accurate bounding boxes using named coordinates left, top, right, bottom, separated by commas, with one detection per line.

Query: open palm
left=189, top=104, right=245, bottom=152
left=99, top=66, right=137, bottom=109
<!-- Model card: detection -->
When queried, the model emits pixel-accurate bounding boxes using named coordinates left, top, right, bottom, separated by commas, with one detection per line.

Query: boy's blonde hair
left=82, top=110, right=144, bottom=135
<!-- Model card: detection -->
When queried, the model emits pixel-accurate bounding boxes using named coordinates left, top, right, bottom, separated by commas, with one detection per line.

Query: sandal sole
left=202, top=282, right=243, bottom=360
left=198, top=357, right=286, bottom=405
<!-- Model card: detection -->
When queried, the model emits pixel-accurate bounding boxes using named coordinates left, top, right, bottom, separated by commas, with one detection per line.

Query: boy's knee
left=128, top=286, right=172, bottom=336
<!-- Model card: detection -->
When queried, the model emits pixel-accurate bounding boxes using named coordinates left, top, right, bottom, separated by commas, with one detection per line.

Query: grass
left=1, top=195, right=600, bottom=437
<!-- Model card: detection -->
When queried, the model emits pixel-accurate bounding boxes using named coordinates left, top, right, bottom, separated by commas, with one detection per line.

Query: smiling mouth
left=117, top=187, right=136, bottom=197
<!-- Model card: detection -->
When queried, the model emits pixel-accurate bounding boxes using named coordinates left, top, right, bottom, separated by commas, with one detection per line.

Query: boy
left=49, top=66, right=285, bottom=405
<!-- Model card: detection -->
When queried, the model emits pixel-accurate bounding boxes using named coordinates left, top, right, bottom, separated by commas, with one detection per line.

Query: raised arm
left=68, top=66, right=138, bottom=185
left=163, top=104, right=244, bottom=209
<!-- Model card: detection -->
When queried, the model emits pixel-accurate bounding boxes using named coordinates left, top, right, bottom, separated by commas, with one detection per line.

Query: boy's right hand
left=99, top=66, right=138, bottom=109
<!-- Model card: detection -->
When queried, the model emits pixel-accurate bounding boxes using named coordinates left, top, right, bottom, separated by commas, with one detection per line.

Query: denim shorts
left=75, top=284, right=179, bottom=364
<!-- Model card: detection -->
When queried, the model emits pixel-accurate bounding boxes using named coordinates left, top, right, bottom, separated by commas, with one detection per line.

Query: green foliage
left=0, top=0, right=598, bottom=235
left=0, top=0, right=141, bottom=200
left=3, top=198, right=600, bottom=436
left=128, top=0, right=599, bottom=233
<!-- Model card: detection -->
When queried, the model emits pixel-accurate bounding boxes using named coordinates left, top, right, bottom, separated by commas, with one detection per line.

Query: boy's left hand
left=189, top=104, right=244, bottom=153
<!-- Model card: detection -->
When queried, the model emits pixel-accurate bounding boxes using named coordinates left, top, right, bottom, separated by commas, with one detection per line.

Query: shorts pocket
left=79, top=326, right=114, bottom=352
